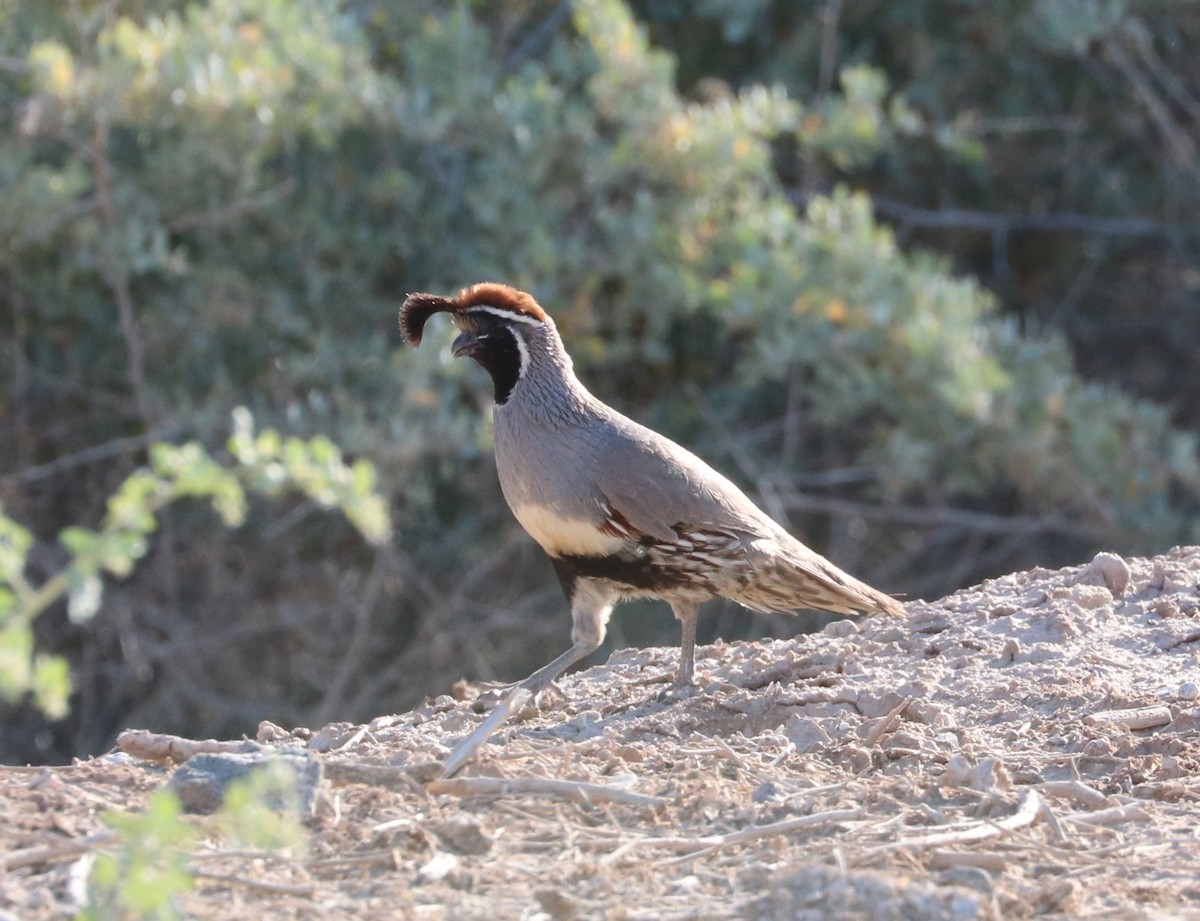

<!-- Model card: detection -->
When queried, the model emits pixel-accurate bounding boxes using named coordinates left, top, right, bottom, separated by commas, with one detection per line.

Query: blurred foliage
left=0, top=410, right=389, bottom=718
left=84, top=789, right=197, bottom=921
left=0, top=0, right=1197, bottom=761
left=631, top=0, right=1200, bottom=425
left=83, top=763, right=307, bottom=920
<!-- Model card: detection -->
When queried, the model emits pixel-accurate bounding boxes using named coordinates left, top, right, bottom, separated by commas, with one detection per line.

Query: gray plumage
left=401, top=283, right=903, bottom=775
left=492, top=321, right=896, bottom=615
left=400, top=283, right=903, bottom=705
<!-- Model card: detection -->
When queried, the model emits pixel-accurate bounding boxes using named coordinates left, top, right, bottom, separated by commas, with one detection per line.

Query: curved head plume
left=399, top=282, right=548, bottom=346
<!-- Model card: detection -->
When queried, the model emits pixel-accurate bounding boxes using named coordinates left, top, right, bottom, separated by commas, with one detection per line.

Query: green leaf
left=351, top=458, right=377, bottom=497
left=0, top=625, right=33, bottom=703
left=88, top=789, right=196, bottom=920
left=67, top=574, right=104, bottom=624
left=216, top=761, right=307, bottom=851
left=31, top=654, right=71, bottom=720
left=60, top=527, right=102, bottom=574
left=0, top=511, right=33, bottom=583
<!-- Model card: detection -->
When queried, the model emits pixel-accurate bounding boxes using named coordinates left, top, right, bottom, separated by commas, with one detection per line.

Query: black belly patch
left=551, top=551, right=681, bottom=599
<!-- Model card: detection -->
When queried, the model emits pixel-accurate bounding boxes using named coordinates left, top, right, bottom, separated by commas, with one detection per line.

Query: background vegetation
left=1, top=0, right=1197, bottom=764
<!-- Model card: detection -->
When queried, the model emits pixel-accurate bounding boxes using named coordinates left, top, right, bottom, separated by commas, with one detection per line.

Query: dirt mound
left=4, top=548, right=1200, bottom=919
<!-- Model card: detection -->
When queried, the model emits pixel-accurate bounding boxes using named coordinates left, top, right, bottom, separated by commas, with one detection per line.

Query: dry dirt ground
left=4, top=547, right=1200, bottom=920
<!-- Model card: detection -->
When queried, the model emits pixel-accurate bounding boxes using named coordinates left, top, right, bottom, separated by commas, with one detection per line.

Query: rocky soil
left=3, top=547, right=1200, bottom=919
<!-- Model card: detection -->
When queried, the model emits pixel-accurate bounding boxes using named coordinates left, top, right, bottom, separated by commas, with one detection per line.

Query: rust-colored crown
left=399, top=282, right=548, bottom=346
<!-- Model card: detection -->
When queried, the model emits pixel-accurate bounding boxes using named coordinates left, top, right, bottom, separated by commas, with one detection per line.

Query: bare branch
left=860, top=193, right=1186, bottom=239
left=817, top=0, right=844, bottom=94
left=1102, top=30, right=1199, bottom=176
left=91, top=116, right=156, bottom=429
left=165, top=181, right=296, bottom=234
left=505, top=0, right=574, bottom=73
left=427, top=775, right=666, bottom=808
left=0, top=431, right=170, bottom=484
left=782, top=491, right=1108, bottom=542
left=861, top=790, right=1040, bottom=855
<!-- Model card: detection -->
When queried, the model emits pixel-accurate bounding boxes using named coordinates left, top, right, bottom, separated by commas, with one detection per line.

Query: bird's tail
left=733, top=537, right=905, bottom=618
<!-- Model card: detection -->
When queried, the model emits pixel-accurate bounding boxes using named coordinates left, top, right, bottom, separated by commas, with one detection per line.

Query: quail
left=401, top=282, right=903, bottom=774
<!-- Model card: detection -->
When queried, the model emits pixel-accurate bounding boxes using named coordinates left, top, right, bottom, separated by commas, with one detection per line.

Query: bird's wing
left=589, top=413, right=775, bottom=544
left=587, top=413, right=905, bottom=618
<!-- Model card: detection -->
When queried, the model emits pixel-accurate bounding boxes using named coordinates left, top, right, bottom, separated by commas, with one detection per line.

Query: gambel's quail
left=401, top=282, right=903, bottom=774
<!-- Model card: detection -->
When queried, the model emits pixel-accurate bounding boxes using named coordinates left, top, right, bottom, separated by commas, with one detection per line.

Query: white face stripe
left=462, top=304, right=544, bottom=327
left=511, top=329, right=530, bottom=377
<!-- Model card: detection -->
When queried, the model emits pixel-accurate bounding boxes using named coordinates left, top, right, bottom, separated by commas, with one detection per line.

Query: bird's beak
left=451, top=331, right=482, bottom=359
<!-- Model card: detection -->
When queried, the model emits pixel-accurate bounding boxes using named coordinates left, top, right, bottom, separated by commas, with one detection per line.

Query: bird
left=400, top=282, right=904, bottom=774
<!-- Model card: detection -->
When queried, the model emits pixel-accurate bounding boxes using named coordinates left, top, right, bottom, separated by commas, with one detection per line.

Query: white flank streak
left=465, top=305, right=544, bottom=327
left=511, top=504, right=626, bottom=556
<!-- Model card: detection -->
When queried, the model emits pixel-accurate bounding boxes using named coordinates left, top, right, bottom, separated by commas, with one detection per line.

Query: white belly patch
left=510, top=504, right=626, bottom=557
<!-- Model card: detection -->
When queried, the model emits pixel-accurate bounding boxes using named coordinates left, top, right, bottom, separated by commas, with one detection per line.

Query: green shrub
left=1, top=0, right=1196, bottom=756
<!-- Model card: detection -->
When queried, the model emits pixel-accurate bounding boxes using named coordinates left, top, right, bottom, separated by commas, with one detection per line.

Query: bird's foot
left=655, top=675, right=701, bottom=703
left=464, top=678, right=567, bottom=712
left=453, top=679, right=511, bottom=710
left=441, top=685, right=534, bottom=778
left=532, top=680, right=568, bottom=709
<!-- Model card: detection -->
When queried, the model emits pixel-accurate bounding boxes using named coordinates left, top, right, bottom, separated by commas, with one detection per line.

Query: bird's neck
left=504, top=334, right=601, bottom=426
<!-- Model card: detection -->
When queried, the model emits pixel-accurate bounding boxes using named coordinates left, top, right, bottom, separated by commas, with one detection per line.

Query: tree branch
left=165, top=181, right=296, bottom=234
left=505, top=1, right=575, bottom=73
left=862, top=193, right=1185, bottom=239
left=782, top=491, right=1109, bottom=542
left=0, top=431, right=170, bottom=485
left=91, top=116, right=156, bottom=428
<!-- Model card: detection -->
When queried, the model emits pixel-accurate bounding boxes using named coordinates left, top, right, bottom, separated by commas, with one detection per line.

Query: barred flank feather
left=599, top=523, right=904, bottom=619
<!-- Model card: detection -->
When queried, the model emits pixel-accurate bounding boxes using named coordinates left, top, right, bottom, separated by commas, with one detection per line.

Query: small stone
left=840, top=745, right=874, bottom=773
left=943, top=754, right=1010, bottom=793
left=433, top=817, right=493, bottom=855
left=1154, top=598, right=1182, bottom=618
left=535, top=888, right=578, bottom=921
left=1078, top=552, right=1131, bottom=595
left=168, top=750, right=322, bottom=815
left=873, top=626, right=907, bottom=644
left=1082, top=737, right=1113, bottom=757
left=256, top=720, right=289, bottom=743
left=824, top=619, right=859, bottom=638
left=1020, top=589, right=1048, bottom=608
left=305, top=722, right=359, bottom=753
left=1178, top=682, right=1199, bottom=700
left=939, top=866, right=994, bottom=893
left=784, top=715, right=833, bottom=754
left=612, top=744, right=644, bottom=763
left=418, top=852, right=459, bottom=883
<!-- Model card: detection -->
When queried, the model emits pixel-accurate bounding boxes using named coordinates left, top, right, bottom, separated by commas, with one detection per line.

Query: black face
left=451, top=315, right=524, bottom=405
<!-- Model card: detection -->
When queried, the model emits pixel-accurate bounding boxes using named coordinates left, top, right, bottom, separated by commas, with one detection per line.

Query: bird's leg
left=440, top=581, right=616, bottom=778
left=440, top=642, right=597, bottom=778
left=671, top=600, right=701, bottom=687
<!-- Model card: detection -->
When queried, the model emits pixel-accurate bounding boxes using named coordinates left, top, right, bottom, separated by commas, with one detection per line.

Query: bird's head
left=400, top=282, right=552, bottom=404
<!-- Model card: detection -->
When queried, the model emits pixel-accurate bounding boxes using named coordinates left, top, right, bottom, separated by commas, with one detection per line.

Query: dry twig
left=1084, top=706, right=1172, bottom=731
left=861, top=790, right=1041, bottom=856
left=191, top=869, right=316, bottom=897
left=864, top=696, right=912, bottom=747
left=1036, top=780, right=1110, bottom=809
left=426, top=776, right=665, bottom=808
left=1062, top=804, right=1151, bottom=828
left=600, top=807, right=866, bottom=866
left=0, top=832, right=113, bottom=872
left=117, top=729, right=266, bottom=763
